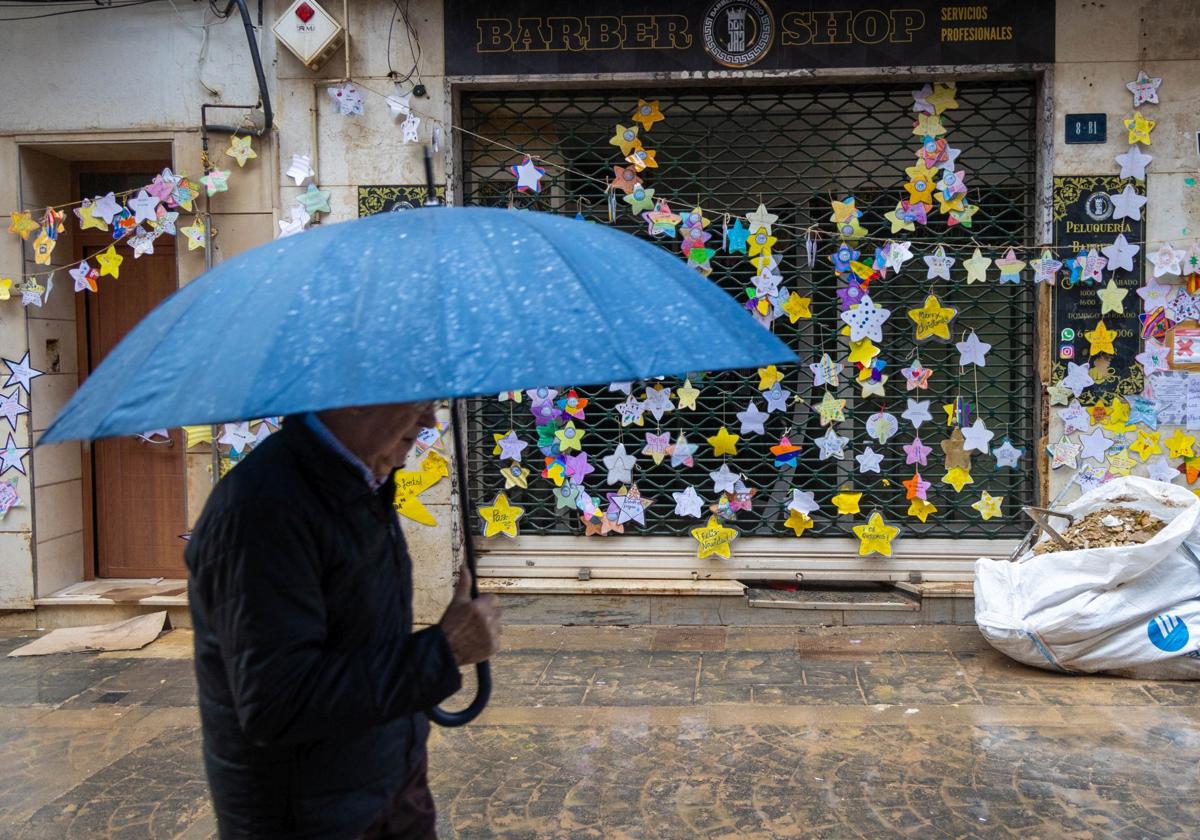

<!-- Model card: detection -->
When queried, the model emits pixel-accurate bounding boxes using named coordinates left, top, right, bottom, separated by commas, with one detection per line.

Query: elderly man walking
left=186, top=403, right=502, bottom=839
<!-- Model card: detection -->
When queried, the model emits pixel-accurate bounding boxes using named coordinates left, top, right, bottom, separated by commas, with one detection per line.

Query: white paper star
left=0, top=390, right=28, bottom=432
left=608, top=381, right=633, bottom=395
left=386, top=92, right=411, bottom=118
left=91, top=192, right=122, bottom=224
left=1078, top=427, right=1113, bottom=463
left=669, top=433, right=698, bottom=468
left=1150, top=242, right=1186, bottom=278
left=955, top=331, right=991, bottom=368
left=1147, top=455, right=1179, bottom=484
left=840, top=295, right=891, bottom=342
left=496, top=431, right=527, bottom=461
left=963, top=248, right=991, bottom=284
left=856, top=446, right=884, bottom=474
left=709, top=463, right=742, bottom=494
left=809, top=354, right=843, bottom=388
left=763, top=382, right=791, bottom=413
left=641, top=386, right=673, bottom=422
left=787, top=490, right=819, bottom=516
left=816, top=427, right=848, bottom=460
left=69, top=261, right=98, bottom=293
left=922, top=245, right=956, bottom=280
left=277, top=206, right=311, bottom=238
left=1115, top=145, right=1153, bottom=181
left=1126, top=70, right=1162, bottom=107
left=672, top=485, right=703, bottom=518
left=745, top=203, right=778, bottom=235
left=940, top=145, right=961, bottom=171
left=885, top=240, right=914, bottom=273
left=1102, top=234, right=1140, bottom=274
left=1047, top=436, right=1081, bottom=470
left=327, top=82, right=364, bottom=115
left=3, top=353, right=42, bottom=396
left=961, top=418, right=994, bottom=453
left=736, top=400, right=769, bottom=436
left=129, top=227, right=157, bottom=258
left=902, top=398, right=932, bottom=429
left=1137, top=274, right=1174, bottom=309
left=126, top=189, right=160, bottom=224
left=911, top=83, right=934, bottom=114
left=1110, top=184, right=1147, bottom=221
left=286, top=153, right=315, bottom=187
left=602, top=444, right=638, bottom=485
left=218, top=421, right=256, bottom=453
left=1136, top=338, right=1170, bottom=374
left=512, top=157, right=545, bottom=192
left=0, top=433, right=29, bottom=476
left=993, top=438, right=1024, bottom=469
left=616, top=395, right=646, bottom=427
left=1058, top=400, right=1092, bottom=434
left=401, top=114, right=421, bottom=144
left=1060, top=362, right=1095, bottom=398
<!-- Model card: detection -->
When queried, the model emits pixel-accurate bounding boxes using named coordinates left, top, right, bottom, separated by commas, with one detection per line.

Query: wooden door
left=75, top=163, right=186, bottom=579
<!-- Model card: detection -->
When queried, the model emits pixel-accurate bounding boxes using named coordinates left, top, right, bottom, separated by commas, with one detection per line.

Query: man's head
left=317, top=401, right=439, bottom=480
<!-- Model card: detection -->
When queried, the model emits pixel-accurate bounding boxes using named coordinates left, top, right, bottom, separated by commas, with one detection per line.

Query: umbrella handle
left=429, top=398, right=492, bottom=728
left=428, top=661, right=492, bottom=727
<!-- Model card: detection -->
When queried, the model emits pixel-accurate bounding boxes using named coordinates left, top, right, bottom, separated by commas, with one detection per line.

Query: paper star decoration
left=1029, top=250, right=1062, bottom=285
left=1085, top=320, right=1118, bottom=356
left=1147, top=456, right=1179, bottom=484
left=1165, top=428, right=1196, bottom=459
left=277, top=206, right=311, bottom=238
left=500, top=461, right=530, bottom=490
left=847, top=338, right=879, bottom=365
left=607, top=484, right=652, bottom=526
left=386, top=91, right=411, bottom=118
left=642, top=431, right=671, bottom=465
left=1091, top=279, right=1128, bottom=318
left=840, top=295, right=891, bottom=342
left=327, top=82, right=364, bottom=115
left=0, top=433, right=29, bottom=476
left=179, top=218, right=207, bottom=251
left=286, top=153, right=315, bottom=186
left=985, top=438, right=1021, bottom=471
left=616, top=395, right=646, bottom=427
left=295, top=183, right=332, bottom=215
left=602, top=444, right=637, bottom=485
left=901, top=435, right=932, bottom=466
left=199, top=169, right=229, bottom=197
left=941, top=467, right=974, bottom=493
left=392, top=452, right=450, bottom=525
left=1129, top=430, right=1162, bottom=462
left=1047, top=436, right=1082, bottom=470
left=815, top=391, right=847, bottom=426
left=225, top=135, right=257, bottom=167
left=69, top=261, right=99, bottom=293
left=1124, top=111, right=1156, bottom=145
left=631, top=99, right=665, bottom=132
left=1060, top=362, right=1095, bottom=397
left=763, top=383, right=791, bottom=414
left=903, top=470, right=931, bottom=501
left=1102, top=234, right=1140, bottom=274
left=956, top=331, right=992, bottom=368
left=853, top=512, right=900, bottom=557
left=1136, top=338, right=1170, bottom=375
left=609, top=124, right=640, bottom=156
left=673, top=485, right=704, bottom=518
left=1110, top=184, right=1147, bottom=221
left=922, top=245, right=955, bottom=281
left=866, top=411, right=899, bottom=444
left=691, top=515, right=738, bottom=560
left=1058, top=400, right=1092, bottom=435
left=3, top=353, right=42, bottom=396
left=971, top=491, right=1004, bottom=521
left=0, top=390, right=28, bottom=432
left=745, top=203, right=778, bottom=235
left=994, top=248, right=1026, bottom=284
left=1150, top=243, right=1185, bottom=278
left=784, top=509, right=814, bottom=537
left=810, top=354, right=843, bottom=387
left=781, top=292, right=812, bottom=323
left=831, top=492, right=862, bottom=515
left=709, top=463, right=741, bottom=494
left=642, top=385, right=673, bottom=422
left=960, top=247, right=991, bottom=284
left=961, top=418, right=994, bottom=454
left=1127, top=70, right=1163, bottom=106
left=941, top=428, right=972, bottom=471
left=478, top=492, right=524, bottom=538
left=907, top=294, right=957, bottom=342
left=1115, top=145, right=1153, bottom=181
left=511, top=156, right=547, bottom=193
left=816, top=427, right=849, bottom=460
left=856, top=447, right=884, bottom=474
left=676, top=379, right=700, bottom=410
left=1106, top=449, right=1136, bottom=477
left=669, top=433, right=698, bottom=468
left=907, top=497, right=938, bottom=523
left=902, top=398, right=932, bottom=429
left=7, top=210, right=38, bottom=240
left=707, top=426, right=740, bottom=457
left=901, top=360, right=933, bottom=391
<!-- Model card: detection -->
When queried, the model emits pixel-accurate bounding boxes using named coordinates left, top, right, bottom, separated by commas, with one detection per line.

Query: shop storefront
left=446, top=1, right=1053, bottom=584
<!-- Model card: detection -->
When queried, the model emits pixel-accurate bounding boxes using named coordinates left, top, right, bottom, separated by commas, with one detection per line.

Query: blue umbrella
left=42, top=204, right=797, bottom=726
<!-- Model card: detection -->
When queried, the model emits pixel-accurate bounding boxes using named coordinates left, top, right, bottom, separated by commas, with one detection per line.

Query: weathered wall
left=1047, top=0, right=1200, bottom=501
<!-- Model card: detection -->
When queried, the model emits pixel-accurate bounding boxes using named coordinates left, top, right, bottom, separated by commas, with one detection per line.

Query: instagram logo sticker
left=1059, top=344, right=1075, bottom=360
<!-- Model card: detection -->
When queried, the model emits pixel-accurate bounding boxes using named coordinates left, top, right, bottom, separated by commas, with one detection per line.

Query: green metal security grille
left=458, top=80, right=1038, bottom=541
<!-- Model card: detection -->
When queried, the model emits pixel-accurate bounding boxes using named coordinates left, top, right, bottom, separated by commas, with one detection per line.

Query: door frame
left=71, top=158, right=180, bottom=580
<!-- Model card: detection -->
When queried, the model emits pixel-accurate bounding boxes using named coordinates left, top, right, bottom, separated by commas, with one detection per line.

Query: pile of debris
left=1032, top=508, right=1166, bottom=555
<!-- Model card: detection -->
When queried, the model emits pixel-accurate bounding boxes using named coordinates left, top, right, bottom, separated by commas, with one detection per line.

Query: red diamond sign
left=295, top=2, right=315, bottom=22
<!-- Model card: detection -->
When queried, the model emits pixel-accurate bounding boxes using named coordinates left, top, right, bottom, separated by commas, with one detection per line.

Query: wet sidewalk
left=1, top=623, right=1198, bottom=838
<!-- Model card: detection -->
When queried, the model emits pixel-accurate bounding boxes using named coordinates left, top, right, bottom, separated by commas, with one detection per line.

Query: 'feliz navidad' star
left=691, top=516, right=738, bottom=560
left=853, top=512, right=900, bottom=557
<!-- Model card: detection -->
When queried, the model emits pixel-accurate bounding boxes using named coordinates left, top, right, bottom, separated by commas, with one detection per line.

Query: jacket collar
left=279, top=415, right=396, bottom=513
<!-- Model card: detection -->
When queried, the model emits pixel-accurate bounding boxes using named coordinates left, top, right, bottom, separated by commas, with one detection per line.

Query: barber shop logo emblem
left=1147, top=613, right=1190, bottom=653
left=702, top=0, right=774, bottom=68
left=1084, top=191, right=1114, bottom=221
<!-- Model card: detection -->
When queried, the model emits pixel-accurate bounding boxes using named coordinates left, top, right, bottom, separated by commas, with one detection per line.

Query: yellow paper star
left=707, top=426, right=739, bottom=456
left=942, top=467, right=974, bottom=492
left=1165, top=428, right=1196, bottom=459
left=1091, top=396, right=1130, bottom=432
left=96, top=244, right=123, bottom=278
left=757, top=364, right=785, bottom=390
left=1085, top=320, right=1118, bottom=356
left=1096, top=279, right=1129, bottom=315
left=747, top=227, right=777, bottom=257
left=676, top=378, right=700, bottom=410
left=907, top=497, right=938, bottom=523
left=784, top=509, right=814, bottom=537
left=937, top=193, right=966, bottom=214
left=477, top=491, right=524, bottom=538
left=180, top=217, right=207, bottom=251
left=555, top=420, right=585, bottom=453
left=7, top=211, right=38, bottom=240
left=831, top=492, right=862, bottom=515
left=608, top=123, right=640, bottom=156
left=971, top=491, right=1004, bottom=521
left=1106, top=449, right=1136, bottom=476
left=847, top=338, right=879, bottom=365
left=884, top=203, right=915, bottom=234
left=853, top=512, right=900, bottom=557
left=904, top=173, right=937, bottom=205
left=907, top=294, right=957, bottom=341
left=942, top=402, right=959, bottom=426
left=500, top=461, right=530, bottom=490
left=631, top=99, right=664, bottom=131
left=836, top=216, right=868, bottom=243
left=32, top=228, right=56, bottom=265
left=691, top=515, right=738, bottom=559
left=830, top=197, right=858, bottom=224
left=74, top=201, right=108, bottom=232
left=913, top=113, right=946, bottom=138
left=225, top=135, right=258, bottom=167
left=394, top=451, right=449, bottom=526
left=0, top=277, right=11, bottom=301
left=927, top=82, right=958, bottom=114
left=1124, top=111, right=1155, bottom=145
left=783, top=292, right=812, bottom=322
left=183, top=425, right=213, bottom=448
left=625, top=145, right=657, bottom=171
left=815, top=390, right=847, bottom=426
left=1129, top=430, right=1162, bottom=461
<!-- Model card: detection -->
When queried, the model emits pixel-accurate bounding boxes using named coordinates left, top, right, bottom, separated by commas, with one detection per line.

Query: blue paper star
left=726, top=219, right=749, bottom=254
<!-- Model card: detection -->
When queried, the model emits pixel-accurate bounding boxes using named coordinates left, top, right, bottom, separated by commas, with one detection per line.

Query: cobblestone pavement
left=1, top=623, right=1199, bottom=838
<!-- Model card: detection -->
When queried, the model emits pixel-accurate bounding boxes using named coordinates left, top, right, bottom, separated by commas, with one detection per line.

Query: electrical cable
left=0, top=0, right=163, bottom=20
left=386, top=0, right=422, bottom=87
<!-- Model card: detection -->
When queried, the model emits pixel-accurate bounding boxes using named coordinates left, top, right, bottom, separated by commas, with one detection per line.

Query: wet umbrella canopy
left=41, top=205, right=797, bottom=725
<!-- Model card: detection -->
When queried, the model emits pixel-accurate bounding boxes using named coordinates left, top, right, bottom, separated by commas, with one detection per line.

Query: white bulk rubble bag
left=975, top=475, right=1200, bottom=679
